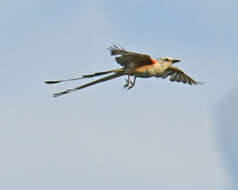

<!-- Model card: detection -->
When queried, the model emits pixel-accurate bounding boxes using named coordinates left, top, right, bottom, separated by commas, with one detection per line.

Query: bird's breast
left=126, top=64, right=163, bottom=78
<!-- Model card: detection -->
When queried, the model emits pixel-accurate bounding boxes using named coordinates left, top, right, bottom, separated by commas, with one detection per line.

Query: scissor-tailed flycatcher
left=45, top=45, right=202, bottom=97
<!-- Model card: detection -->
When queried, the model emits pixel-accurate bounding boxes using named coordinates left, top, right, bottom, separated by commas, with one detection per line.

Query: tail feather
left=53, top=73, right=123, bottom=97
left=81, top=69, right=122, bottom=78
left=45, top=68, right=123, bottom=84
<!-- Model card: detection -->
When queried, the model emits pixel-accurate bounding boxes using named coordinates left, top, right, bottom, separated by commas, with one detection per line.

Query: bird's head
left=157, top=57, right=180, bottom=65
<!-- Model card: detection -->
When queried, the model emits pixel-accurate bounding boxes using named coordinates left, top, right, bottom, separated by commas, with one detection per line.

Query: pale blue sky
left=1, top=0, right=238, bottom=190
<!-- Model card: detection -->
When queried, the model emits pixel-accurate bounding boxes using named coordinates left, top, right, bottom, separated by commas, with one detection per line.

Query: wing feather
left=180, top=74, right=185, bottom=83
left=175, top=73, right=181, bottom=82
left=108, top=45, right=153, bottom=68
left=161, top=66, right=201, bottom=85
left=161, top=70, right=173, bottom=79
left=170, top=73, right=177, bottom=81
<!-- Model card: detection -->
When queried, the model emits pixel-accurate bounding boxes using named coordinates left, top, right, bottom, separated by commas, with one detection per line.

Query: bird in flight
left=45, top=45, right=202, bottom=97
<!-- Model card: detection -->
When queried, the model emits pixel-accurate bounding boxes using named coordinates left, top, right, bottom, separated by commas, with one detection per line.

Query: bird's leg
left=123, top=75, right=131, bottom=88
left=127, top=76, right=136, bottom=90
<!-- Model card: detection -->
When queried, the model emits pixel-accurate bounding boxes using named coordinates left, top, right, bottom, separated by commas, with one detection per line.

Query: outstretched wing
left=159, top=66, right=202, bottom=85
left=108, top=45, right=153, bottom=68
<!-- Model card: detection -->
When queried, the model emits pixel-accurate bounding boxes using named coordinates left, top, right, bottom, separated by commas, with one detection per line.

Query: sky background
left=1, top=0, right=238, bottom=189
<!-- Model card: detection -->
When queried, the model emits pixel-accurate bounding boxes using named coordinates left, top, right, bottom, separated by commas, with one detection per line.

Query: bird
left=45, top=45, right=202, bottom=97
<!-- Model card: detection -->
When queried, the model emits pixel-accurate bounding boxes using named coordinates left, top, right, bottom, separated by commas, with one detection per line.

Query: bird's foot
left=127, top=82, right=135, bottom=90
left=123, top=79, right=133, bottom=88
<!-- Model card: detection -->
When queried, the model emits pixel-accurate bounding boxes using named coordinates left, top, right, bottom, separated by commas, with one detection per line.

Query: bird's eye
left=165, top=58, right=169, bottom=61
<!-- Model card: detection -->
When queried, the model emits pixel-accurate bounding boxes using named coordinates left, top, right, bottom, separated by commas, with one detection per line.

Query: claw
left=127, top=82, right=135, bottom=90
left=123, top=79, right=129, bottom=88
left=123, top=76, right=131, bottom=88
left=127, top=85, right=134, bottom=90
left=127, top=76, right=136, bottom=90
left=123, top=84, right=129, bottom=88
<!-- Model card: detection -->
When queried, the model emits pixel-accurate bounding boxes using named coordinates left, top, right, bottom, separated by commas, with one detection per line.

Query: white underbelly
left=135, top=68, right=161, bottom=78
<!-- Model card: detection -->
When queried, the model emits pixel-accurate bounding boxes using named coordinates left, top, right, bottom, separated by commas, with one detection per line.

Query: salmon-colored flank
left=132, top=65, right=152, bottom=73
left=151, top=59, right=157, bottom=64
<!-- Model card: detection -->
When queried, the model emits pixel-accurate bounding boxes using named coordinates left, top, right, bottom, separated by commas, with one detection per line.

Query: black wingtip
left=108, top=45, right=116, bottom=55
left=108, top=44, right=125, bottom=55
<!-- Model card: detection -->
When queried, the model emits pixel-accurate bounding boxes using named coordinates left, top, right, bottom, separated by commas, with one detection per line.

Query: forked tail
left=45, top=68, right=123, bottom=84
left=53, top=72, right=124, bottom=97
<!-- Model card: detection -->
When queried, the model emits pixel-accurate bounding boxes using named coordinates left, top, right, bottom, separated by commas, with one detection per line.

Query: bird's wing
left=108, top=45, right=153, bottom=68
left=159, top=66, right=201, bottom=85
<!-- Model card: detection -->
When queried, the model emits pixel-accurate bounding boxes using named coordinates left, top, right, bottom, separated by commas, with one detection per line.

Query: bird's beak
left=172, top=59, right=180, bottom=63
